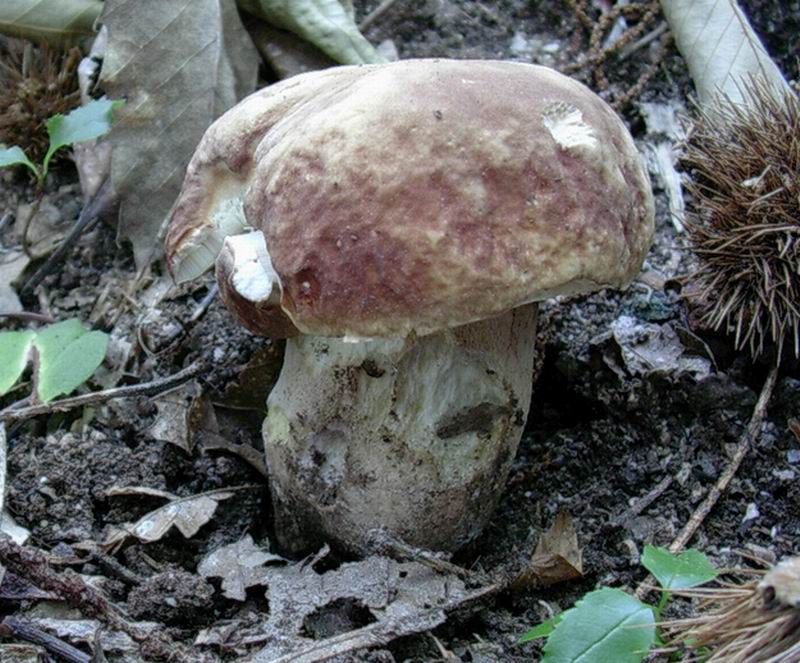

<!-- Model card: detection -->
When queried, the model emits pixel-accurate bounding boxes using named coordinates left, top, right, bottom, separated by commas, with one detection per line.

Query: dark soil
left=1, top=1, right=798, bottom=662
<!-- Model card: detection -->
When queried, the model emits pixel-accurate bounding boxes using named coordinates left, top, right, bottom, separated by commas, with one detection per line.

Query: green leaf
left=542, top=588, right=656, bottom=663
left=0, top=0, right=102, bottom=47
left=520, top=615, right=562, bottom=643
left=43, top=98, right=122, bottom=175
left=642, top=545, right=718, bottom=590
left=238, top=0, right=385, bottom=65
left=0, top=145, right=40, bottom=179
left=0, top=331, right=35, bottom=396
left=33, top=320, right=109, bottom=402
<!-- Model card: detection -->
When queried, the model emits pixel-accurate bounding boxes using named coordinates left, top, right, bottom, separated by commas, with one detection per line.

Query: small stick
left=636, top=362, right=780, bottom=599
left=0, top=616, right=90, bottom=663
left=21, top=177, right=113, bottom=296
left=669, top=362, right=779, bottom=554
left=619, top=21, right=668, bottom=60
left=0, top=361, right=205, bottom=424
left=0, top=540, right=211, bottom=663
left=367, top=529, right=472, bottom=579
left=0, top=311, right=57, bottom=324
left=359, top=0, right=403, bottom=31
left=613, top=475, right=674, bottom=526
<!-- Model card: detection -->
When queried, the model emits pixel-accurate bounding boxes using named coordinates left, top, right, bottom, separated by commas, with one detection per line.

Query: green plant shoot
left=0, top=97, right=121, bottom=187
left=520, top=546, right=719, bottom=662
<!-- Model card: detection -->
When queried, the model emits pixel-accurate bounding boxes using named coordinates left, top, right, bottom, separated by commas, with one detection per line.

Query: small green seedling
left=520, top=545, right=718, bottom=663
left=0, top=319, right=109, bottom=403
left=0, top=97, right=121, bottom=188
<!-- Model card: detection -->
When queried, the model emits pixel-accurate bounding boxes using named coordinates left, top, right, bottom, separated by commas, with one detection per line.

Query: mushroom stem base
left=263, top=303, right=538, bottom=555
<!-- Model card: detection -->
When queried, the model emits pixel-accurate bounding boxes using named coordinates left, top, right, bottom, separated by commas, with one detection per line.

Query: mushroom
left=165, top=59, right=654, bottom=554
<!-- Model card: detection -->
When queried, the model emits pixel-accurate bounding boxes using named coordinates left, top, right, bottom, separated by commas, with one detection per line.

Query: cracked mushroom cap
left=165, top=59, right=654, bottom=339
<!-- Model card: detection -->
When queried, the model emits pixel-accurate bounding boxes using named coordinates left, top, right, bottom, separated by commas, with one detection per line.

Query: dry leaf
left=103, top=487, right=239, bottom=548
left=0, top=251, right=29, bottom=315
left=99, top=0, right=259, bottom=270
left=198, top=534, right=284, bottom=600
left=246, top=554, right=468, bottom=660
left=149, top=381, right=217, bottom=453
left=594, top=316, right=712, bottom=381
left=0, top=0, right=101, bottom=46
left=660, top=0, right=792, bottom=105
left=512, top=511, right=583, bottom=590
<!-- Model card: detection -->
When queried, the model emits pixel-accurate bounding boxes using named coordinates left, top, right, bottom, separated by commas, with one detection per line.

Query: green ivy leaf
left=43, top=97, right=122, bottom=175
left=0, top=330, right=36, bottom=395
left=642, top=545, right=718, bottom=590
left=0, top=145, right=40, bottom=179
left=542, top=588, right=655, bottom=663
left=520, top=615, right=562, bottom=643
left=33, top=319, right=109, bottom=402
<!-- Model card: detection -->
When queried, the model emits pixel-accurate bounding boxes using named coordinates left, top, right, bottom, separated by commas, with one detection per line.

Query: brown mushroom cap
left=167, top=59, right=654, bottom=339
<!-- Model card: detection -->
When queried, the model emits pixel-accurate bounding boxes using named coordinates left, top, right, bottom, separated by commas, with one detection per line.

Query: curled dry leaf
left=102, top=486, right=242, bottom=549
left=512, top=511, right=583, bottom=591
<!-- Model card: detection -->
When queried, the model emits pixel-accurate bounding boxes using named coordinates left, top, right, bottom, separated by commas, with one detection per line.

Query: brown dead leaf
left=149, top=381, right=217, bottom=453
left=788, top=418, right=800, bottom=443
left=99, top=0, right=258, bottom=270
left=512, top=511, right=583, bottom=591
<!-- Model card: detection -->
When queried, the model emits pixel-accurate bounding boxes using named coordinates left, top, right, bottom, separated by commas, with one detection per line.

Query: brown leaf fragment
left=197, top=534, right=285, bottom=601
left=149, top=381, right=217, bottom=453
left=788, top=418, right=800, bottom=443
left=512, top=511, right=583, bottom=591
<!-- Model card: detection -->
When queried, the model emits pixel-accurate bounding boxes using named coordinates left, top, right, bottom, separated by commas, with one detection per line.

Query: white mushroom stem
left=263, top=303, right=538, bottom=554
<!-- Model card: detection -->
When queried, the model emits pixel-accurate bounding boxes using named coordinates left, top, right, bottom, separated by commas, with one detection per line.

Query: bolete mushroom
left=165, top=59, right=654, bottom=554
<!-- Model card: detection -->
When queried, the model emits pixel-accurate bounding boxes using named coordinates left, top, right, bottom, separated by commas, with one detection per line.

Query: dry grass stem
left=664, top=557, right=800, bottom=662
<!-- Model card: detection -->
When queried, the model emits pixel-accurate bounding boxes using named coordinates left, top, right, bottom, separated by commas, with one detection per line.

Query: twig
left=0, top=360, right=206, bottom=424
left=0, top=539, right=212, bottom=663
left=0, top=616, right=90, bottom=663
left=21, top=177, right=113, bottom=296
left=669, top=363, right=779, bottom=553
left=619, top=20, right=668, bottom=60
left=636, top=363, right=780, bottom=599
left=359, top=0, right=403, bottom=31
left=367, top=529, right=472, bottom=579
left=613, top=474, right=674, bottom=527
left=0, top=311, right=57, bottom=324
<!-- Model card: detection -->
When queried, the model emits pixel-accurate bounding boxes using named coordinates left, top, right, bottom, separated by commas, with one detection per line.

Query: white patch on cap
left=542, top=102, right=597, bottom=151
left=225, top=231, right=282, bottom=304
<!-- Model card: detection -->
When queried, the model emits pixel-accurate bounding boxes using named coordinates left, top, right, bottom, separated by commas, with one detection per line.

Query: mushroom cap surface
left=166, top=59, right=654, bottom=338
